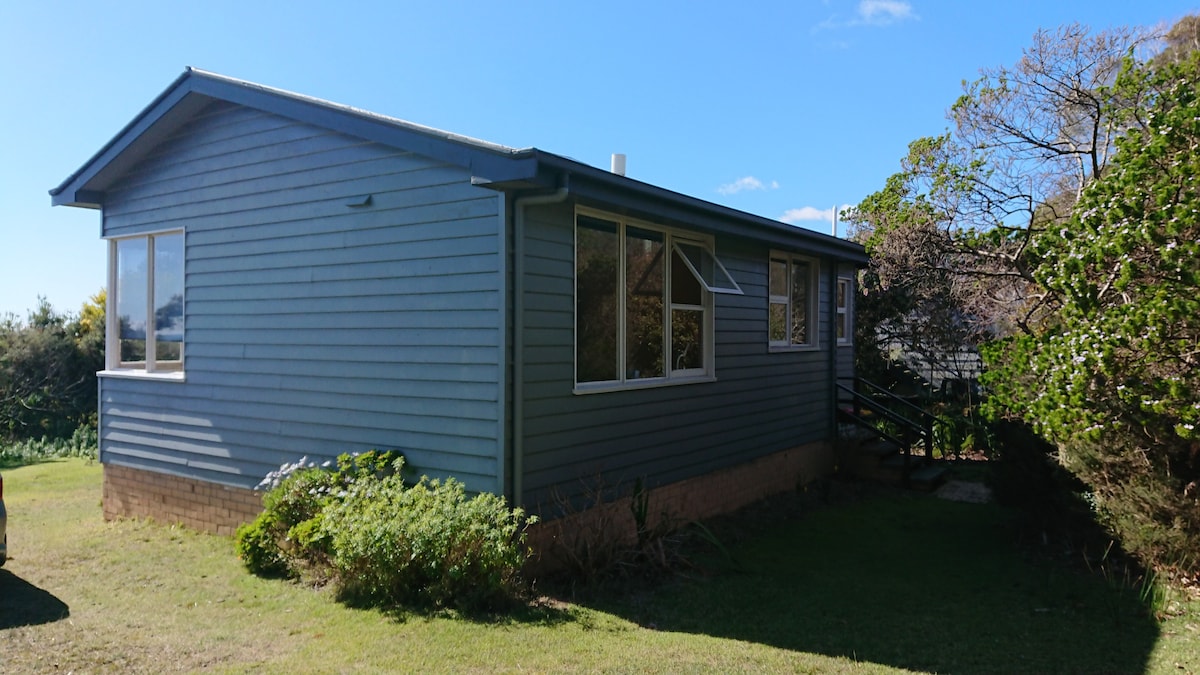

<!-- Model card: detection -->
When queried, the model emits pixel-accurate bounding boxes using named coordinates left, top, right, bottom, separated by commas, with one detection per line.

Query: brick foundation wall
left=525, top=439, right=834, bottom=572
left=102, top=464, right=264, bottom=536
left=102, top=439, right=833, bottom=555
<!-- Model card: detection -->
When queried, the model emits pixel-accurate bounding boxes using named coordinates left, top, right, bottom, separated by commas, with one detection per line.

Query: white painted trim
left=107, top=229, right=186, bottom=374
left=105, top=238, right=119, bottom=371
left=836, top=276, right=853, bottom=346
left=767, top=251, right=820, bottom=350
left=145, top=236, right=157, bottom=372
left=99, top=369, right=186, bottom=382
left=672, top=240, right=744, bottom=295
left=574, top=207, right=723, bottom=389
left=573, top=374, right=717, bottom=395
left=768, top=345, right=823, bottom=354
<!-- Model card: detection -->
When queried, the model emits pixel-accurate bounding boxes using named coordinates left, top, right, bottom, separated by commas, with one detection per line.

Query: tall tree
left=848, top=15, right=1200, bottom=574
left=985, top=47, right=1200, bottom=573
left=845, top=23, right=1161, bottom=359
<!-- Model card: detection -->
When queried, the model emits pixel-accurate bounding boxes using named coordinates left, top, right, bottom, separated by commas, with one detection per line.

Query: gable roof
left=51, top=68, right=866, bottom=263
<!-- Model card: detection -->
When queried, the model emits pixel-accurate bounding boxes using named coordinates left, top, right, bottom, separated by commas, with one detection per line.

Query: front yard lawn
left=1, top=458, right=1196, bottom=673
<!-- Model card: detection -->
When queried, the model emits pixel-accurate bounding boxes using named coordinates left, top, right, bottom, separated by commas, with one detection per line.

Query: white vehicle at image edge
left=0, top=472, right=7, bottom=566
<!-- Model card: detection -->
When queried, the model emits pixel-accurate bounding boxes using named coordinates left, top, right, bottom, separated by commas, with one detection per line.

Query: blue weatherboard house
left=52, top=69, right=866, bottom=534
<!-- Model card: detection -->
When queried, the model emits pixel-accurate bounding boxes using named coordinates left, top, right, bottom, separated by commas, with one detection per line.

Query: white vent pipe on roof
left=611, top=153, right=626, bottom=176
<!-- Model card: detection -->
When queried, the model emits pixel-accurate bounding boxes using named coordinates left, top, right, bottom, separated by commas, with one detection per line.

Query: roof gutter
left=527, top=151, right=868, bottom=265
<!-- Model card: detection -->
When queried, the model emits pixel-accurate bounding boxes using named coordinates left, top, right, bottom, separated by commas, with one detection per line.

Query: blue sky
left=0, top=0, right=1194, bottom=318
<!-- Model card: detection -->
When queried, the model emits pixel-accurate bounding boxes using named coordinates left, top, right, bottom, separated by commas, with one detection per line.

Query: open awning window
left=672, top=241, right=744, bottom=295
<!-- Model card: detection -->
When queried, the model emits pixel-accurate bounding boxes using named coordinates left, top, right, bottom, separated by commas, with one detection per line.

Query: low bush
left=324, top=474, right=532, bottom=610
left=235, top=450, right=535, bottom=611
left=0, top=425, right=98, bottom=467
left=235, top=450, right=403, bottom=578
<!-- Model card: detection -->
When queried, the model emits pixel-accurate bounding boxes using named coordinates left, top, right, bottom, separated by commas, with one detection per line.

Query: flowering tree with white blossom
left=984, top=48, right=1200, bottom=573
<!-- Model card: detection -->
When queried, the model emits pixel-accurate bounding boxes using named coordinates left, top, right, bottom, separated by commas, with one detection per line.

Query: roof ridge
left=185, top=67, right=529, bottom=156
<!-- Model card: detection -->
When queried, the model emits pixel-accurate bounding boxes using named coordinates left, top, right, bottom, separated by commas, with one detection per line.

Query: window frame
left=768, top=252, right=820, bottom=351
left=573, top=207, right=740, bottom=393
left=103, top=229, right=186, bottom=380
left=836, top=276, right=853, bottom=346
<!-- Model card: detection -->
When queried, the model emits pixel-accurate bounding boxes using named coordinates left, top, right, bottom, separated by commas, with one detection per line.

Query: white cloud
left=815, top=0, right=916, bottom=31
left=780, top=204, right=854, bottom=225
left=857, top=0, right=915, bottom=25
left=717, top=176, right=779, bottom=196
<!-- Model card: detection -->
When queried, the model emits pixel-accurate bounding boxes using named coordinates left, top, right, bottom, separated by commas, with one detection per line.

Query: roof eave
left=50, top=69, right=199, bottom=207
left=51, top=67, right=534, bottom=209
left=489, top=150, right=868, bottom=264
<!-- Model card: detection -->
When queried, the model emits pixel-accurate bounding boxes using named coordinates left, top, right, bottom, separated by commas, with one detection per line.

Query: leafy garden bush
left=235, top=451, right=535, bottom=611
left=235, top=451, right=404, bottom=578
left=984, top=52, right=1200, bottom=577
left=0, top=425, right=98, bottom=467
left=324, top=474, right=532, bottom=610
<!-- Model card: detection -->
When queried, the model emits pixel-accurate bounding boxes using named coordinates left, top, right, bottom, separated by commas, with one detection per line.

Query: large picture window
left=109, top=231, right=185, bottom=374
left=575, top=210, right=741, bottom=389
left=769, top=253, right=818, bottom=349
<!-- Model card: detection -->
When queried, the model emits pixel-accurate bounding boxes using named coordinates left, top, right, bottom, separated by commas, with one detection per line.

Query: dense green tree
left=847, top=16, right=1200, bottom=574
left=985, top=49, right=1200, bottom=573
left=0, top=294, right=105, bottom=441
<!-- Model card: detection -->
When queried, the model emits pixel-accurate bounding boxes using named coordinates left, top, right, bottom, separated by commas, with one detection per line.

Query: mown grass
left=1, top=458, right=1197, bottom=673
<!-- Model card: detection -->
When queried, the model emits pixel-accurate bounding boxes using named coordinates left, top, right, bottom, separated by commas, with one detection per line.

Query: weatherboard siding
left=98, top=100, right=504, bottom=492
left=518, top=201, right=838, bottom=508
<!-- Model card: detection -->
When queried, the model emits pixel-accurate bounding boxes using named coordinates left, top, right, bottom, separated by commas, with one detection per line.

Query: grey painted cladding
left=517, top=200, right=849, bottom=507
left=54, top=69, right=865, bottom=267
left=55, top=68, right=867, bottom=505
left=98, top=100, right=505, bottom=492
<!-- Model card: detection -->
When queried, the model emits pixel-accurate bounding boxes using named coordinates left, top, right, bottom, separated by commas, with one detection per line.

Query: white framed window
left=574, top=208, right=741, bottom=391
left=768, top=253, right=818, bottom=349
left=836, top=276, right=853, bottom=345
left=106, top=230, right=185, bottom=376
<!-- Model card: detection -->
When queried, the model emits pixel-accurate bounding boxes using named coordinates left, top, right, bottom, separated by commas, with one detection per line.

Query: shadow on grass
left=347, top=592, right=577, bottom=628
left=0, top=569, right=71, bottom=629
left=577, top=494, right=1159, bottom=674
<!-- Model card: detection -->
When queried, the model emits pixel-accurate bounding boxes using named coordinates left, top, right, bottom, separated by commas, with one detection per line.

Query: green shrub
left=234, top=514, right=289, bottom=577
left=235, top=450, right=403, bottom=580
left=323, top=473, right=533, bottom=610
left=0, top=297, right=104, bottom=442
left=236, top=450, right=535, bottom=611
left=0, top=425, right=98, bottom=467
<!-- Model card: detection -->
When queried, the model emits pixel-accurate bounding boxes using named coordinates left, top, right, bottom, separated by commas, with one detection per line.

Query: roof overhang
left=50, top=68, right=534, bottom=209
left=51, top=68, right=867, bottom=265
left=476, top=150, right=869, bottom=265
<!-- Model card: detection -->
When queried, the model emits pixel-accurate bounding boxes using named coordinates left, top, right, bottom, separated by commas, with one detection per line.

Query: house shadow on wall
left=0, top=570, right=70, bottom=629
left=573, top=492, right=1159, bottom=674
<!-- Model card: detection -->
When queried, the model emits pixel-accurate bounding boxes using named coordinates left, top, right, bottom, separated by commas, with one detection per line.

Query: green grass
left=1, top=459, right=1197, bottom=673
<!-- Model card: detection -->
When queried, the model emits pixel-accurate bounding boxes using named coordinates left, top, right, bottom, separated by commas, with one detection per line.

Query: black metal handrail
left=836, top=376, right=938, bottom=484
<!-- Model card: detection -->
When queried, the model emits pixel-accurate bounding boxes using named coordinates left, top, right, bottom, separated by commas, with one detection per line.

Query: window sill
left=573, top=374, right=716, bottom=395
left=99, top=369, right=187, bottom=383
left=768, top=344, right=821, bottom=353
